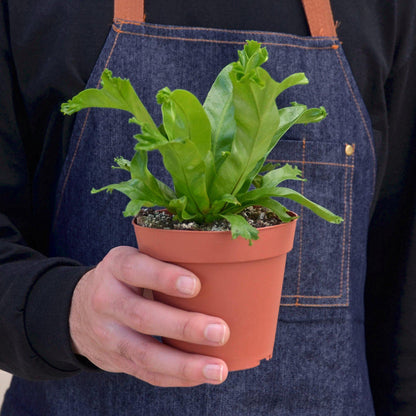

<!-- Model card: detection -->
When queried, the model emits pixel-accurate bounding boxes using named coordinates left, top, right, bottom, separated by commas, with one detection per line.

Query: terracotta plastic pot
left=133, top=217, right=297, bottom=372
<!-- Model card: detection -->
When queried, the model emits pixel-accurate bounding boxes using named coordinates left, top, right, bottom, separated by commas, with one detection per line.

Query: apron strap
left=114, top=0, right=144, bottom=22
left=113, top=0, right=337, bottom=38
left=301, top=0, right=337, bottom=37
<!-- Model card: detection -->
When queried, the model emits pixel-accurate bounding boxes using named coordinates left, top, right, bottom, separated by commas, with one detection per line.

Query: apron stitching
left=339, top=146, right=349, bottom=302
left=345, top=149, right=355, bottom=305
left=284, top=295, right=343, bottom=299
left=53, top=27, right=122, bottom=229
left=282, top=142, right=353, bottom=307
left=281, top=302, right=348, bottom=307
left=295, top=138, right=306, bottom=306
left=113, top=18, right=145, bottom=26
left=275, top=142, right=353, bottom=303
left=112, top=25, right=336, bottom=50
left=53, top=107, right=91, bottom=229
left=114, top=19, right=338, bottom=42
left=268, top=160, right=354, bottom=168
left=334, top=48, right=376, bottom=192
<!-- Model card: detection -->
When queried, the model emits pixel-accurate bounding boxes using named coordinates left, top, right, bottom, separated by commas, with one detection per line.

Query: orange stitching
left=284, top=293, right=342, bottom=299
left=337, top=146, right=349, bottom=302
left=345, top=150, right=355, bottom=306
left=334, top=49, right=376, bottom=191
left=282, top=293, right=342, bottom=299
left=281, top=302, right=349, bottom=307
left=114, top=20, right=339, bottom=42
left=281, top=156, right=352, bottom=306
left=281, top=143, right=355, bottom=306
left=53, top=108, right=92, bottom=230
left=103, top=27, right=122, bottom=70
left=111, top=25, right=336, bottom=50
left=114, top=18, right=145, bottom=26
left=295, top=138, right=306, bottom=306
left=53, top=27, right=122, bottom=229
left=267, top=159, right=354, bottom=168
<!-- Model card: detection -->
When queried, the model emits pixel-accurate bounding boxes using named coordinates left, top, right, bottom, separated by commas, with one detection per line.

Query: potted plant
left=62, top=41, right=342, bottom=371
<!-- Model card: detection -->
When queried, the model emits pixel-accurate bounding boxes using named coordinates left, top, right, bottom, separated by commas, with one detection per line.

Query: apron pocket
left=267, top=137, right=355, bottom=307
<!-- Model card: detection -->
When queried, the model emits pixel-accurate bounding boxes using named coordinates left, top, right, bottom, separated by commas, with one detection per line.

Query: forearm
left=0, top=217, right=92, bottom=380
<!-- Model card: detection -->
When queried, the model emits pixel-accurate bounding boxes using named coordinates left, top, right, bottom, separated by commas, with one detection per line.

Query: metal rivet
left=345, top=144, right=354, bottom=156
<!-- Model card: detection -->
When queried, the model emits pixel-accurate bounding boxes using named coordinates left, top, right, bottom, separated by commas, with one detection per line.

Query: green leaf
left=209, top=55, right=281, bottom=201
left=158, top=140, right=210, bottom=214
left=133, top=126, right=171, bottom=152
left=123, top=199, right=152, bottom=217
left=250, top=162, right=279, bottom=188
left=233, top=40, right=269, bottom=85
left=255, top=198, right=295, bottom=223
left=274, top=187, right=343, bottom=223
left=91, top=179, right=141, bottom=198
left=129, top=151, right=176, bottom=205
left=296, top=106, right=328, bottom=125
left=220, top=213, right=259, bottom=245
left=273, top=104, right=327, bottom=146
left=259, top=162, right=280, bottom=174
left=157, top=87, right=212, bottom=214
left=203, top=64, right=236, bottom=171
left=261, top=164, right=305, bottom=188
left=157, top=88, right=212, bottom=159
left=275, top=72, right=309, bottom=96
left=91, top=153, right=176, bottom=217
left=219, top=193, right=293, bottom=223
left=237, top=103, right=327, bottom=194
left=61, top=69, right=159, bottom=134
left=239, top=186, right=343, bottom=224
left=112, top=156, right=131, bottom=172
left=168, top=196, right=197, bottom=221
left=211, top=193, right=241, bottom=214
left=91, top=179, right=154, bottom=217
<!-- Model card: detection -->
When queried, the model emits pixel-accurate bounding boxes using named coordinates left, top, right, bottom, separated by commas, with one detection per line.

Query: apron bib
left=4, top=0, right=377, bottom=414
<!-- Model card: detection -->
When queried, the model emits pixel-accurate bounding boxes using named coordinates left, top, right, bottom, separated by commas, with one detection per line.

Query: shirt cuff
left=24, top=263, right=98, bottom=375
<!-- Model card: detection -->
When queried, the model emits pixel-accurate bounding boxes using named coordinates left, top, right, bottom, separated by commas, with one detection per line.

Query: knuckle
left=118, top=257, right=137, bottom=284
left=90, top=285, right=108, bottom=314
left=127, top=304, right=151, bottom=334
left=177, top=314, right=198, bottom=341
left=107, top=245, right=125, bottom=258
left=102, top=247, right=121, bottom=266
left=151, top=263, right=172, bottom=290
left=133, top=345, right=152, bottom=369
left=139, top=371, right=161, bottom=387
left=178, top=360, right=194, bottom=380
left=113, top=296, right=150, bottom=334
left=123, top=360, right=140, bottom=377
left=92, top=324, right=111, bottom=345
left=117, top=339, right=134, bottom=361
left=103, top=246, right=138, bottom=285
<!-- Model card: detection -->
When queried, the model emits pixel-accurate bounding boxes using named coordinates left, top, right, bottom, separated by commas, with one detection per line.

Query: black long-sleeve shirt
left=1, top=0, right=416, bottom=413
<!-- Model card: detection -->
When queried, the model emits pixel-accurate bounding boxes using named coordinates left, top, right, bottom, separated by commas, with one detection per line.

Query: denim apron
left=3, top=0, right=377, bottom=414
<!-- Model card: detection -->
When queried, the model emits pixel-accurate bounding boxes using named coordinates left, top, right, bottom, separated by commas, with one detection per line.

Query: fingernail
left=203, top=364, right=224, bottom=382
left=204, top=324, right=227, bottom=345
left=176, top=275, right=197, bottom=295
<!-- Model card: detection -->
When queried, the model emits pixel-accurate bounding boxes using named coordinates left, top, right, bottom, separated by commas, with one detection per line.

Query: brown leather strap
left=114, top=0, right=336, bottom=37
left=114, top=0, right=144, bottom=22
left=301, top=0, right=337, bottom=37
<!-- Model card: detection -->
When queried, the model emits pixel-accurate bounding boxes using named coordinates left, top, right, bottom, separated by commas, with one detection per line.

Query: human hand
left=69, top=246, right=230, bottom=387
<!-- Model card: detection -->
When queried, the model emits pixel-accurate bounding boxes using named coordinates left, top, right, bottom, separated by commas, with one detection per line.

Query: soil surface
left=134, top=206, right=284, bottom=231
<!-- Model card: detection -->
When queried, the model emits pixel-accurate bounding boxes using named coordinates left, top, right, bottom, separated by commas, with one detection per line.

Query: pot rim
left=132, top=212, right=298, bottom=263
left=132, top=210, right=298, bottom=235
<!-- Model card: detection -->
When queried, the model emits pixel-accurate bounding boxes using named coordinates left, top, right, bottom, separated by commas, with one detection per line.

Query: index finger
left=102, top=246, right=201, bottom=298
